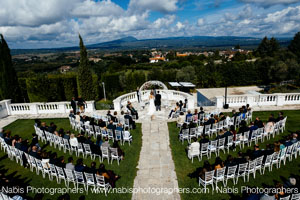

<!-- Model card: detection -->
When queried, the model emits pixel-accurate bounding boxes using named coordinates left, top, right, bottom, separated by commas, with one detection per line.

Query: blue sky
left=0, top=0, right=300, bottom=48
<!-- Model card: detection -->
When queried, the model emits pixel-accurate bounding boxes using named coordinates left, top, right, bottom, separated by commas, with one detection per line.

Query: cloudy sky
left=0, top=0, right=300, bottom=49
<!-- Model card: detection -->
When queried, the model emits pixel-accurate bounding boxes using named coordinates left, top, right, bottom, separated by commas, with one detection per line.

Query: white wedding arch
left=139, top=80, right=168, bottom=92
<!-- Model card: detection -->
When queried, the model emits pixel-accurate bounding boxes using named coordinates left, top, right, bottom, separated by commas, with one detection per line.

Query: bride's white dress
left=148, top=96, right=155, bottom=115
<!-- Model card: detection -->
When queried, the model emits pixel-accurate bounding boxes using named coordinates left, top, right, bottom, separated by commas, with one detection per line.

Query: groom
left=155, top=91, right=161, bottom=111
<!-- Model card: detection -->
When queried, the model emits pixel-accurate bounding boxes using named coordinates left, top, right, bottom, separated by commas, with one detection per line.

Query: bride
left=147, top=91, right=155, bottom=118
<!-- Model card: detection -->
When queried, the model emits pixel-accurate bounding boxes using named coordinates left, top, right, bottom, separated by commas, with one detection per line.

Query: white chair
left=226, top=135, right=234, bottom=153
left=234, top=133, right=242, bottom=150
left=110, top=148, right=122, bottom=165
left=249, top=130, right=257, bottom=146
left=262, top=154, right=273, bottom=174
left=291, top=193, right=300, bottom=200
left=35, top=158, right=44, bottom=176
left=255, top=156, right=264, bottom=175
left=279, top=147, right=287, bottom=168
left=214, top=168, right=226, bottom=189
left=83, top=144, right=94, bottom=159
left=271, top=152, right=279, bottom=170
left=64, top=169, right=76, bottom=188
left=210, top=124, right=218, bottom=137
left=280, top=196, right=290, bottom=200
left=77, top=143, right=85, bottom=157
left=225, top=165, right=237, bottom=186
left=217, top=138, right=226, bottom=155
left=246, top=160, right=256, bottom=181
left=74, top=171, right=86, bottom=189
left=199, top=170, right=214, bottom=191
left=208, top=140, right=218, bottom=157
left=107, top=129, right=114, bottom=142
left=242, top=131, right=250, bottom=148
left=256, top=128, right=264, bottom=143
left=179, top=129, right=190, bottom=144
left=56, top=166, right=66, bottom=184
left=123, top=131, right=133, bottom=145
left=101, top=147, right=110, bottom=164
left=286, top=145, right=295, bottom=162
left=188, top=143, right=200, bottom=163
left=200, top=142, right=209, bottom=160
left=84, top=172, right=96, bottom=191
left=95, top=126, right=101, bottom=137
left=196, top=126, right=203, bottom=138
left=236, top=163, right=247, bottom=183
left=189, top=128, right=197, bottom=142
left=95, top=175, right=111, bottom=196
left=89, top=125, right=95, bottom=137
left=115, top=130, right=123, bottom=143
left=204, top=124, right=211, bottom=137
left=48, top=163, right=58, bottom=182
left=216, top=121, right=223, bottom=133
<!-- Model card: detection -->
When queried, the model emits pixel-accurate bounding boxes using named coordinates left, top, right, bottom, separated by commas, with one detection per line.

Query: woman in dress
left=148, top=91, right=156, bottom=120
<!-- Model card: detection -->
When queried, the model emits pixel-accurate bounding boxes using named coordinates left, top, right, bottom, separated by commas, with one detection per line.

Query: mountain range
left=11, top=36, right=292, bottom=55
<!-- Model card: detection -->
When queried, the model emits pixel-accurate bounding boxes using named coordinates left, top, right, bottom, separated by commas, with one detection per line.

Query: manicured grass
left=168, top=110, right=300, bottom=200
left=1, top=118, right=142, bottom=200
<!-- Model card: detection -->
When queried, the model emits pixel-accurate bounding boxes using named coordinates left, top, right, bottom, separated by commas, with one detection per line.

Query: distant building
left=176, top=52, right=188, bottom=57
left=88, top=57, right=102, bottom=63
left=60, top=65, right=71, bottom=73
left=149, top=56, right=166, bottom=63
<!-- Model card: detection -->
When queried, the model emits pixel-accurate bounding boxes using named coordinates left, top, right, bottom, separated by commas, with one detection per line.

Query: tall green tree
left=77, top=35, right=95, bottom=100
left=0, top=34, right=22, bottom=102
left=288, top=32, right=300, bottom=58
left=256, top=36, right=280, bottom=57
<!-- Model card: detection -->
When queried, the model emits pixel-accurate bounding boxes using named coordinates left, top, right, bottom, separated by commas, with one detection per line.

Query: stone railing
left=0, top=100, right=95, bottom=118
left=113, top=89, right=195, bottom=111
left=216, top=93, right=300, bottom=108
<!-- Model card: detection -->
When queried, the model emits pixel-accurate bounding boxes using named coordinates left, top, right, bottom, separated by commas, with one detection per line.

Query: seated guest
left=69, top=134, right=79, bottom=148
left=252, top=145, right=262, bottom=159
left=234, top=151, right=247, bottom=164
left=75, top=112, right=81, bottom=123
left=207, top=114, right=215, bottom=125
left=75, top=158, right=85, bottom=172
left=29, top=146, right=40, bottom=159
left=107, top=110, right=114, bottom=121
left=219, top=113, right=226, bottom=121
left=85, top=162, right=97, bottom=174
left=291, top=133, right=298, bottom=144
left=199, top=135, right=209, bottom=148
left=179, top=123, right=189, bottom=135
left=264, top=121, right=275, bottom=134
left=63, top=130, right=70, bottom=140
left=11, top=135, right=19, bottom=147
left=284, top=136, right=293, bottom=147
left=97, top=164, right=118, bottom=188
left=268, top=114, right=276, bottom=123
left=77, top=132, right=86, bottom=143
left=214, top=157, right=224, bottom=170
left=41, top=152, right=50, bottom=169
left=40, top=122, right=48, bottom=131
left=199, top=161, right=213, bottom=180
left=15, top=137, right=22, bottom=149
left=168, top=102, right=180, bottom=118
left=4, top=131, right=12, bottom=145
left=30, top=133, right=40, bottom=149
left=124, top=112, right=136, bottom=129
left=49, top=153, right=58, bottom=165
left=113, top=111, right=119, bottom=123
left=185, top=110, right=193, bottom=122
left=187, top=138, right=200, bottom=159
left=177, top=112, right=185, bottom=126
left=178, top=100, right=183, bottom=111
left=126, top=101, right=138, bottom=119
left=238, top=120, right=249, bottom=134
left=57, top=156, right=66, bottom=168
left=254, top=117, right=264, bottom=128
left=107, top=120, right=116, bottom=133
left=112, top=141, right=124, bottom=159
left=249, top=121, right=258, bottom=138
left=276, top=111, right=284, bottom=122
left=198, top=107, right=205, bottom=120
left=66, top=157, right=75, bottom=170
left=193, top=109, right=198, bottom=122
left=96, top=135, right=103, bottom=148
left=225, top=155, right=236, bottom=167
left=48, top=122, right=57, bottom=133
left=98, top=119, right=107, bottom=129
left=101, top=137, right=110, bottom=148
left=69, top=110, right=75, bottom=118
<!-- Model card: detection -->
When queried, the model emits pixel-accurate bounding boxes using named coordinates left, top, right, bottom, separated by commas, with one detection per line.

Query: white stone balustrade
left=0, top=100, right=95, bottom=118
left=216, top=93, right=300, bottom=108
left=113, top=89, right=195, bottom=111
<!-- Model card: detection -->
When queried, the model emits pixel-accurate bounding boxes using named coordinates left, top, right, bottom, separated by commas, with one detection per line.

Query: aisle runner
left=132, top=119, right=180, bottom=200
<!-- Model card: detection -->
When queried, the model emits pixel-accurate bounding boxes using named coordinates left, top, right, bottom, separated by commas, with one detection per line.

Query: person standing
left=155, top=91, right=161, bottom=111
left=77, top=96, right=86, bottom=113
left=136, top=87, right=141, bottom=103
left=71, top=97, right=77, bottom=114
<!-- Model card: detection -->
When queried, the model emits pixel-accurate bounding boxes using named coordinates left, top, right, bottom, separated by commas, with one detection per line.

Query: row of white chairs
left=69, top=117, right=133, bottom=141
left=34, top=126, right=123, bottom=165
left=199, top=142, right=300, bottom=193
left=0, top=192, right=14, bottom=200
left=0, top=138, right=112, bottom=196
left=187, top=124, right=288, bottom=162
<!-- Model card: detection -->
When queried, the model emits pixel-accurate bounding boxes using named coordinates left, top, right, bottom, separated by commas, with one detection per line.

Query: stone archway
left=139, top=80, right=168, bottom=92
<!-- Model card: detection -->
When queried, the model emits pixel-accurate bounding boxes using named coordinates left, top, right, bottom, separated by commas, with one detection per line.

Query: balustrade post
left=3, top=99, right=12, bottom=116
left=216, top=96, right=224, bottom=108
left=30, top=103, right=39, bottom=114
left=276, top=94, right=285, bottom=106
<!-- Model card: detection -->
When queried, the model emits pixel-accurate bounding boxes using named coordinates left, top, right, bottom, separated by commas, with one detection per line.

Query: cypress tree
left=77, top=34, right=95, bottom=100
left=0, top=34, right=22, bottom=102
left=288, top=32, right=300, bottom=58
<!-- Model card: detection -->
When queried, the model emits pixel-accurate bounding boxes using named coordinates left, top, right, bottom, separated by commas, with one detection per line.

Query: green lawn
left=168, top=110, right=300, bottom=200
left=1, top=118, right=142, bottom=200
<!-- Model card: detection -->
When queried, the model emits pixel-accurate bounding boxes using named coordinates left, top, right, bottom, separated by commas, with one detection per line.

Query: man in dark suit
left=136, top=87, right=141, bottom=103
left=71, top=97, right=76, bottom=114
left=155, top=91, right=161, bottom=111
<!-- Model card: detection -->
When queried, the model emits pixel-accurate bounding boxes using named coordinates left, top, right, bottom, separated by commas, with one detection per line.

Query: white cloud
left=176, top=22, right=185, bottom=30
left=239, top=0, right=300, bottom=7
left=128, top=0, right=178, bottom=13
left=152, top=15, right=176, bottom=29
left=197, top=18, right=204, bottom=26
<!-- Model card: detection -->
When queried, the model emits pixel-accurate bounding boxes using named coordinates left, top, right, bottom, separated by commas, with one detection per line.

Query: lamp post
left=223, top=85, right=229, bottom=109
left=102, top=82, right=106, bottom=101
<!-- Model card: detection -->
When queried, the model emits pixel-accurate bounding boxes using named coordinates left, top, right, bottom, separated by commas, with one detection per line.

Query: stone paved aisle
left=132, top=115, right=181, bottom=200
